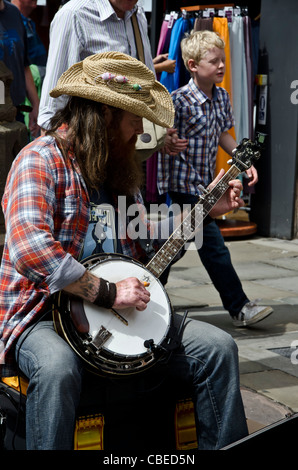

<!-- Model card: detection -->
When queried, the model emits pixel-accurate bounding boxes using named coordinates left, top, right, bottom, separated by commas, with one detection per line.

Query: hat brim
left=50, top=60, right=174, bottom=128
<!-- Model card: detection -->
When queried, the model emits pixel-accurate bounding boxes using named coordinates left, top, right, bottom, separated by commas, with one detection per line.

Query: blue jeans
left=168, top=192, right=249, bottom=317
left=16, top=319, right=248, bottom=450
left=15, top=321, right=83, bottom=450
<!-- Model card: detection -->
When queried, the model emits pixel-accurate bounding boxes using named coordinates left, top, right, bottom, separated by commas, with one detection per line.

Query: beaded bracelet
left=93, top=278, right=117, bottom=309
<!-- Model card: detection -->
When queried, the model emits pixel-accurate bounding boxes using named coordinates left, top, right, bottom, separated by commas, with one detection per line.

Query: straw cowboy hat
left=50, top=51, right=175, bottom=128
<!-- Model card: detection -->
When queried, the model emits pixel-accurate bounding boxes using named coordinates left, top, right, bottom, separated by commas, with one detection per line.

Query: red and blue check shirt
left=157, top=79, right=235, bottom=196
left=0, top=127, right=156, bottom=376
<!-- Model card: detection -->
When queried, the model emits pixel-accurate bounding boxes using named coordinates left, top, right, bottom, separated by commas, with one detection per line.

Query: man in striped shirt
left=38, top=0, right=154, bottom=130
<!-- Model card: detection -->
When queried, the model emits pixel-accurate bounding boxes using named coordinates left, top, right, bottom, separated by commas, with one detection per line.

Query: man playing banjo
left=0, top=52, right=248, bottom=450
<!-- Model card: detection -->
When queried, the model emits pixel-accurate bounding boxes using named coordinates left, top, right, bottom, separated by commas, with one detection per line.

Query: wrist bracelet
left=93, top=278, right=117, bottom=309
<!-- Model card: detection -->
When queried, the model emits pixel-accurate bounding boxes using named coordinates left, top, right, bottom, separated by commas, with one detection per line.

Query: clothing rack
left=156, top=4, right=257, bottom=142
left=146, top=2, right=260, bottom=209
left=180, top=5, right=249, bottom=20
left=180, top=3, right=235, bottom=9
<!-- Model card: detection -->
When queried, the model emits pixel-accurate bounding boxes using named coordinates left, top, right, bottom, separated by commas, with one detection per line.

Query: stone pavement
left=166, top=235, right=298, bottom=436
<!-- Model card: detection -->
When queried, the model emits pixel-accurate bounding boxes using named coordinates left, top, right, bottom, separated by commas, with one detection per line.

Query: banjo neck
left=146, top=164, right=241, bottom=279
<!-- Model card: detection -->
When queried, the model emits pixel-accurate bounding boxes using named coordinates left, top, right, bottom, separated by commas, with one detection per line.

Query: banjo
left=53, top=136, right=263, bottom=376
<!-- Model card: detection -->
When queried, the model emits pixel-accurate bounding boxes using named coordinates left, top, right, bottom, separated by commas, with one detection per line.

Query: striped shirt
left=38, top=0, right=154, bottom=129
left=0, top=127, right=159, bottom=376
left=157, top=78, right=234, bottom=196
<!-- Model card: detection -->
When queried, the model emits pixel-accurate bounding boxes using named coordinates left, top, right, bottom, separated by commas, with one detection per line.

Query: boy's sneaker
left=232, top=302, right=273, bottom=327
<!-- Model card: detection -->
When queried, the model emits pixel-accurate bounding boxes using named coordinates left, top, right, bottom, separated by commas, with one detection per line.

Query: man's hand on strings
left=113, top=278, right=150, bottom=311
left=208, top=169, right=244, bottom=218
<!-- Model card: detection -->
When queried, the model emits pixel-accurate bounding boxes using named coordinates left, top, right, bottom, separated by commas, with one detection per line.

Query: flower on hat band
left=94, top=73, right=142, bottom=92
left=100, top=72, right=116, bottom=81
left=114, top=75, right=129, bottom=83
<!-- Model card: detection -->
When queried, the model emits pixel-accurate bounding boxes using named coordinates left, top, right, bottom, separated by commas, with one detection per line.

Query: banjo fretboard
left=146, top=164, right=241, bottom=279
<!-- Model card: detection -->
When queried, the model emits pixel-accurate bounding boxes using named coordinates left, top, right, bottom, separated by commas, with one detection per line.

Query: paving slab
left=225, top=262, right=297, bottom=281
left=168, top=292, right=208, bottom=310
left=248, top=238, right=298, bottom=253
left=241, top=387, right=292, bottom=426
left=279, top=297, right=298, bottom=305
left=256, top=276, right=298, bottom=293
left=168, top=285, right=223, bottom=309
left=239, top=356, right=269, bottom=374
left=240, top=370, right=298, bottom=413
left=238, top=280, right=297, bottom=303
left=169, top=265, right=210, bottom=283
left=264, top=256, right=298, bottom=271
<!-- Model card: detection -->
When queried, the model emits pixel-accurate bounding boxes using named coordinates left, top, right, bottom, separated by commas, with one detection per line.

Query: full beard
left=105, top=131, right=143, bottom=200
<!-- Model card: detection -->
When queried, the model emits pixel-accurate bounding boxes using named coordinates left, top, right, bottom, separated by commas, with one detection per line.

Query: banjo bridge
left=84, top=326, right=112, bottom=354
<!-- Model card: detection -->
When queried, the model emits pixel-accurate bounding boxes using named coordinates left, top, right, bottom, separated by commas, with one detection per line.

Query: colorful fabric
left=212, top=16, right=236, bottom=174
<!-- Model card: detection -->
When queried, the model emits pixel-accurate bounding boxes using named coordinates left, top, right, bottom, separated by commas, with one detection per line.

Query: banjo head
left=54, top=254, right=173, bottom=376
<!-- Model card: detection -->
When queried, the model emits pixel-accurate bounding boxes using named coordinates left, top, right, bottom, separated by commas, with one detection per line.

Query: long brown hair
left=47, top=96, right=124, bottom=190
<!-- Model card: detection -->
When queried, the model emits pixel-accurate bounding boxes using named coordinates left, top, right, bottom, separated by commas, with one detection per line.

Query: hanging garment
left=156, top=19, right=170, bottom=55
left=213, top=17, right=233, bottom=105
left=212, top=16, right=236, bottom=174
left=251, top=18, right=260, bottom=94
left=243, top=15, right=254, bottom=139
left=160, top=16, right=194, bottom=93
left=156, top=16, right=176, bottom=56
left=229, top=16, right=249, bottom=144
left=147, top=16, right=193, bottom=202
left=146, top=15, right=176, bottom=203
left=194, top=17, right=213, bottom=31
left=243, top=16, right=255, bottom=195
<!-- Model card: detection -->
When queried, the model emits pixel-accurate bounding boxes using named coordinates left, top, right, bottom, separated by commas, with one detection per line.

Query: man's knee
left=39, top=345, right=82, bottom=385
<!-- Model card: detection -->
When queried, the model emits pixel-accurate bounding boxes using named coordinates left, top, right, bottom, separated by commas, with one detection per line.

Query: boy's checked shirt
left=157, top=78, right=235, bottom=196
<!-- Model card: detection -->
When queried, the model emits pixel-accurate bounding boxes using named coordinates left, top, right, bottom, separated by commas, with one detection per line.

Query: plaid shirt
left=0, top=128, right=156, bottom=376
left=157, top=78, right=235, bottom=196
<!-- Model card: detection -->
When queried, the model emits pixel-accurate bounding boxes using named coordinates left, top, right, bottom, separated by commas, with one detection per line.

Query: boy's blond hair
left=181, top=30, right=225, bottom=73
